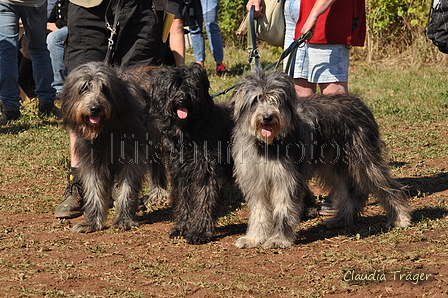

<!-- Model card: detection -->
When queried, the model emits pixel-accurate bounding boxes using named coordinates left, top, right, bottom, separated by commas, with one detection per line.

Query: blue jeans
left=0, top=1, right=55, bottom=111
left=188, top=0, right=224, bottom=63
left=47, top=26, right=68, bottom=93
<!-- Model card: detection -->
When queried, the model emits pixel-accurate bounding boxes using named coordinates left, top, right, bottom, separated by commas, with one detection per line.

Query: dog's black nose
left=263, top=114, right=273, bottom=123
left=90, top=106, right=101, bottom=114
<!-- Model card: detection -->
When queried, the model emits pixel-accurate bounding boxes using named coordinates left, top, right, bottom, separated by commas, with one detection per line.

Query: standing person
left=47, top=0, right=68, bottom=96
left=64, top=0, right=166, bottom=72
left=294, top=0, right=366, bottom=97
left=246, top=0, right=365, bottom=96
left=188, top=0, right=229, bottom=75
left=54, top=0, right=167, bottom=219
left=0, top=0, right=60, bottom=125
left=246, top=0, right=304, bottom=95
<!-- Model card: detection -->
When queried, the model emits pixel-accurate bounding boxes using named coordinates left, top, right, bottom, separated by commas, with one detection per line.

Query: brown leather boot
left=55, top=168, right=83, bottom=219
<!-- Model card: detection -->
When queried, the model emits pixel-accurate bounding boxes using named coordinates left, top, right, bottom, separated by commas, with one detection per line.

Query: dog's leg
left=183, top=175, right=222, bottom=245
left=323, top=162, right=411, bottom=229
left=321, top=180, right=367, bottom=229
left=360, top=159, right=411, bottom=228
left=369, top=171, right=411, bottom=228
left=235, top=188, right=273, bottom=249
left=73, top=170, right=111, bottom=233
left=146, top=148, right=169, bottom=206
left=169, top=176, right=189, bottom=240
left=262, top=171, right=304, bottom=249
left=111, top=165, right=142, bottom=231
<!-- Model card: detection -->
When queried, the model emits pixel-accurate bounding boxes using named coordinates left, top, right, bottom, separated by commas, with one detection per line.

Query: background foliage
left=218, top=0, right=446, bottom=63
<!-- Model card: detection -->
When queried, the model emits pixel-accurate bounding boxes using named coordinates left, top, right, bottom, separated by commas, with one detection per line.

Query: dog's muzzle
left=261, top=114, right=274, bottom=138
left=176, top=107, right=189, bottom=119
left=88, top=105, right=102, bottom=124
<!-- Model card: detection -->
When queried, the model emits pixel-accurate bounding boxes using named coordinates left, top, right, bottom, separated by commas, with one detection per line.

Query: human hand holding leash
left=246, top=0, right=263, bottom=17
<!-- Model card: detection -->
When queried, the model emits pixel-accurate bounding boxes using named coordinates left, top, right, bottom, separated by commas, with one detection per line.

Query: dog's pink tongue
left=177, top=107, right=188, bottom=119
left=89, top=116, right=101, bottom=124
left=261, top=124, right=272, bottom=137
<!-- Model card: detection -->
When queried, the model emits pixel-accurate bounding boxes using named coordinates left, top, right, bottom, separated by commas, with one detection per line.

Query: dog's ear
left=190, top=63, right=210, bottom=89
left=151, top=67, right=171, bottom=92
left=187, top=63, right=211, bottom=101
left=148, top=67, right=172, bottom=109
left=229, top=82, right=253, bottom=123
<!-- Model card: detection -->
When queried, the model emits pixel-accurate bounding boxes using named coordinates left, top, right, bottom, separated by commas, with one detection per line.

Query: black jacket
left=48, top=0, right=68, bottom=29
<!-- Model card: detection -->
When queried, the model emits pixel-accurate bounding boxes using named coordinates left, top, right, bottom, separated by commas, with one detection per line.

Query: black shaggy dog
left=148, top=63, right=234, bottom=244
left=61, top=62, right=166, bottom=233
left=230, top=70, right=411, bottom=249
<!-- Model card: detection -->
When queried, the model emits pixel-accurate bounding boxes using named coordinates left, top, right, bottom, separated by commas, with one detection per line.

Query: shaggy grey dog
left=147, top=63, right=234, bottom=244
left=61, top=62, right=166, bottom=233
left=230, top=70, right=411, bottom=249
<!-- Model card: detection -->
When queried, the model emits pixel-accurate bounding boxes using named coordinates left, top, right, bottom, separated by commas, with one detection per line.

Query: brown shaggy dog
left=61, top=62, right=166, bottom=233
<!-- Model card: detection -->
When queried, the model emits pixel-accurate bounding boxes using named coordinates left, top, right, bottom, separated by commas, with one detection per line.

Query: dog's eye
left=252, top=95, right=261, bottom=104
left=79, top=82, right=89, bottom=94
left=268, top=98, right=278, bottom=105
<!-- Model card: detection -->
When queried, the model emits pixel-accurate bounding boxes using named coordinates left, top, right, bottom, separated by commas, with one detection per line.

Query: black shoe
left=55, top=169, right=83, bottom=219
left=0, top=109, right=21, bottom=125
left=38, top=102, right=61, bottom=118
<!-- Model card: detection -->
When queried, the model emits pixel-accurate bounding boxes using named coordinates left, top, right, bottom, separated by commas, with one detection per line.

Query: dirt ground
left=0, top=157, right=447, bottom=297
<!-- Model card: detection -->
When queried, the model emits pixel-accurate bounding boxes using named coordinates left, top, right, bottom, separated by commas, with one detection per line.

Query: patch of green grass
left=1, top=46, right=448, bottom=297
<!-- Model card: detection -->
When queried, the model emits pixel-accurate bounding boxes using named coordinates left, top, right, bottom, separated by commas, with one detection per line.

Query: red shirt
left=295, top=0, right=366, bottom=46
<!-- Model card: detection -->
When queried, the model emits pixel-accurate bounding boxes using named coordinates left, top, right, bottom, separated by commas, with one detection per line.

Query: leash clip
left=106, top=23, right=117, bottom=48
left=247, top=48, right=260, bottom=65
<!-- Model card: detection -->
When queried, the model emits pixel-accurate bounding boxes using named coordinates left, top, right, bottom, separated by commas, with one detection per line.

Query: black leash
left=266, top=30, right=313, bottom=72
left=211, top=11, right=313, bottom=99
left=104, top=0, right=122, bottom=65
left=247, top=6, right=261, bottom=70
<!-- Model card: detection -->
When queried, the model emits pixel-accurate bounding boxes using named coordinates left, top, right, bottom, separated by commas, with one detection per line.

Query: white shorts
left=294, top=43, right=350, bottom=83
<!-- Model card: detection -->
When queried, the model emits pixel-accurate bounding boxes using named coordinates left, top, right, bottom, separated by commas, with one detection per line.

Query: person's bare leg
left=69, top=130, right=78, bottom=167
left=294, top=78, right=316, bottom=98
left=319, top=82, right=348, bottom=95
left=195, top=61, right=205, bottom=68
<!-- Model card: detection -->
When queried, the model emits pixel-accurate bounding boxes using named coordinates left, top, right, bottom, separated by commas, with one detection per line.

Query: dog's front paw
left=72, top=221, right=103, bottom=233
left=235, top=236, right=262, bottom=249
left=169, top=227, right=182, bottom=239
left=111, top=219, right=139, bottom=231
left=387, top=213, right=411, bottom=228
left=322, top=217, right=350, bottom=229
left=185, top=232, right=213, bottom=245
left=262, top=237, right=295, bottom=249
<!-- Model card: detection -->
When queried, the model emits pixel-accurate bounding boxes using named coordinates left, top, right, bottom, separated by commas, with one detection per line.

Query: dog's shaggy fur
left=61, top=62, right=166, bottom=233
left=230, top=70, right=411, bottom=249
left=148, top=63, right=233, bottom=244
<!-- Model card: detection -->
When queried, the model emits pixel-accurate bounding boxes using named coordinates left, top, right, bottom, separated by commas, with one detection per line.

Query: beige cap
left=69, top=0, right=103, bottom=8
